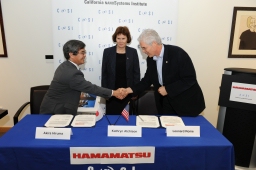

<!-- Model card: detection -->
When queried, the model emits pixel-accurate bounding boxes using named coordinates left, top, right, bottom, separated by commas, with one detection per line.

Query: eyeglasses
left=78, top=51, right=86, bottom=55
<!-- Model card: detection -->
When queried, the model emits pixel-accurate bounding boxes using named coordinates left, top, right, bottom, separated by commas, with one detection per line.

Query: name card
left=108, top=125, right=142, bottom=137
left=230, top=82, right=256, bottom=105
left=35, top=127, right=72, bottom=140
left=166, top=126, right=200, bottom=137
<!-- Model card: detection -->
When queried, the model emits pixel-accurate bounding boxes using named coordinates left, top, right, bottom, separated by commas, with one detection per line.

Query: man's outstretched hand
left=112, top=88, right=133, bottom=99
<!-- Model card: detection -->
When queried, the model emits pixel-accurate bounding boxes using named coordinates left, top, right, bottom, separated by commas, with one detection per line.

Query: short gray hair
left=137, top=29, right=162, bottom=45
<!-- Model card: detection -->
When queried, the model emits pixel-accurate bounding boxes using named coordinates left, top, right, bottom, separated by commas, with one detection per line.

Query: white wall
left=0, top=0, right=54, bottom=126
left=176, top=0, right=256, bottom=126
left=0, top=0, right=256, bottom=127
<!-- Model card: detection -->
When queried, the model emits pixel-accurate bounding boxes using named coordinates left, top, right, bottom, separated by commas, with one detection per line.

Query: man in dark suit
left=40, top=40, right=124, bottom=115
left=125, top=29, right=205, bottom=116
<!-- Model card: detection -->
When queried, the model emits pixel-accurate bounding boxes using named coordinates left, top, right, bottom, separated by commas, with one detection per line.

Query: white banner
left=52, top=0, right=178, bottom=85
left=70, top=146, right=155, bottom=164
left=230, top=82, right=256, bottom=104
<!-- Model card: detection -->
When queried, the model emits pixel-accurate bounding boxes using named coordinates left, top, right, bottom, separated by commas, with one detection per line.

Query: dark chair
left=135, top=89, right=158, bottom=115
left=13, top=85, right=49, bottom=125
left=0, top=110, right=8, bottom=119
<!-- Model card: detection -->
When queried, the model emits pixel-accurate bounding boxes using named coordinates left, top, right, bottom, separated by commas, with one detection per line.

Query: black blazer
left=101, top=45, right=140, bottom=89
left=131, top=45, right=205, bottom=116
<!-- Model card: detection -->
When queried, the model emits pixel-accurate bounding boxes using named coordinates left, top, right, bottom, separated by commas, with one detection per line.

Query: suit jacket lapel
left=110, top=46, right=117, bottom=77
left=162, top=45, right=168, bottom=85
left=149, top=57, right=158, bottom=84
left=125, top=46, right=131, bottom=73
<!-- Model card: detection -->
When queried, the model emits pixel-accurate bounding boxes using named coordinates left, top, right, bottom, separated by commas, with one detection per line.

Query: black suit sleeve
left=70, top=70, right=112, bottom=98
left=131, top=57, right=153, bottom=95
left=132, top=49, right=140, bottom=85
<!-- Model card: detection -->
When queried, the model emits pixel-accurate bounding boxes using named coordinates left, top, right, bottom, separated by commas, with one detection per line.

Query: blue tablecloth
left=0, top=115, right=234, bottom=170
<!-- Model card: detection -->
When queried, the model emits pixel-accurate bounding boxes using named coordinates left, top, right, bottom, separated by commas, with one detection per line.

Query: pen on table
left=138, top=115, right=144, bottom=122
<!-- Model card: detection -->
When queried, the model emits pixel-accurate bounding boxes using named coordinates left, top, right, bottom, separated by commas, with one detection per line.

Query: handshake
left=112, top=87, right=133, bottom=100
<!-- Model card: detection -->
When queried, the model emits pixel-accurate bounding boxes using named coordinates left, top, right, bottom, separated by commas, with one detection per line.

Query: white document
left=44, top=114, right=73, bottom=127
left=136, top=115, right=160, bottom=128
left=160, top=116, right=185, bottom=128
left=71, top=115, right=96, bottom=127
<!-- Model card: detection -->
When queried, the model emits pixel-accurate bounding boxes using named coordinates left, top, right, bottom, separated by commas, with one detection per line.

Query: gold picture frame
left=0, top=1, right=7, bottom=57
left=228, top=7, right=256, bottom=58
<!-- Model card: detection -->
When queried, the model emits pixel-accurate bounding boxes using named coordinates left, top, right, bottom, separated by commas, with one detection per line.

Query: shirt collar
left=153, top=45, right=164, bottom=61
left=69, top=60, right=80, bottom=70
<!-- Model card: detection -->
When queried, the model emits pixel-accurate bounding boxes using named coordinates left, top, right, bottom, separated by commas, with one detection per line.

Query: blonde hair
left=247, top=16, right=255, bottom=28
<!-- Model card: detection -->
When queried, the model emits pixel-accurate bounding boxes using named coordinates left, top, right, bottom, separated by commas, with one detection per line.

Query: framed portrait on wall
left=228, top=7, right=256, bottom=58
left=0, top=1, right=7, bottom=57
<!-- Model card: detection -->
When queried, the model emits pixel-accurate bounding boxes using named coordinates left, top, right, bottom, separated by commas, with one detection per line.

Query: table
left=0, top=115, right=234, bottom=170
left=0, top=109, right=8, bottom=119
